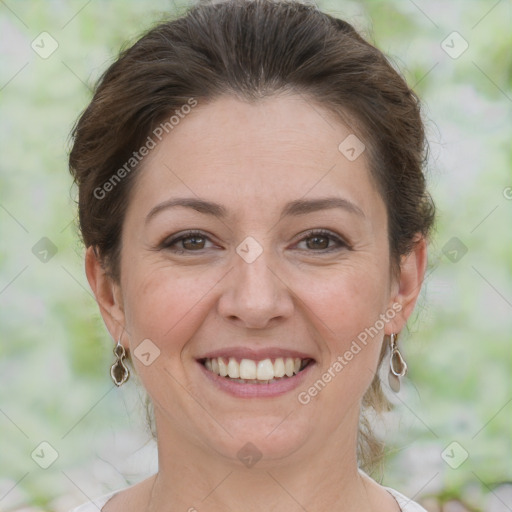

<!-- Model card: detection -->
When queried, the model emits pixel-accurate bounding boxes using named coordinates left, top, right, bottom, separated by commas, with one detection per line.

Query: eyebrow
left=145, top=196, right=365, bottom=224
left=280, top=197, right=364, bottom=219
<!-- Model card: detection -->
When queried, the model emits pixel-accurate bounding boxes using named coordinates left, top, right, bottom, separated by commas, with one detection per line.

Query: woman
left=69, top=0, right=435, bottom=510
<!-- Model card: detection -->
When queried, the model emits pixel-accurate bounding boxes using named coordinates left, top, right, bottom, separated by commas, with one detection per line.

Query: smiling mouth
left=199, top=356, right=314, bottom=384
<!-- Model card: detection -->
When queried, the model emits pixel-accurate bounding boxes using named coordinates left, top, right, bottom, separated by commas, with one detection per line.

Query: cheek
left=121, top=264, right=224, bottom=360
left=292, top=260, right=390, bottom=369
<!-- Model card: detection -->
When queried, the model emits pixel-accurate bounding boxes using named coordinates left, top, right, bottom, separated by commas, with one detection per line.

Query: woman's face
left=90, top=93, right=422, bottom=466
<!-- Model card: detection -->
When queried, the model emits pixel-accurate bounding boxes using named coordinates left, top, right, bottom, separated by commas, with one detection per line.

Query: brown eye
left=181, top=235, right=206, bottom=250
left=295, top=229, right=349, bottom=253
left=160, top=230, right=215, bottom=253
left=305, top=235, right=330, bottom=250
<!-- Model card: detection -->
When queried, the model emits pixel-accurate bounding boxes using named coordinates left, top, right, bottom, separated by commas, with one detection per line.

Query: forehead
left=129, top=93, right=384, bottom=221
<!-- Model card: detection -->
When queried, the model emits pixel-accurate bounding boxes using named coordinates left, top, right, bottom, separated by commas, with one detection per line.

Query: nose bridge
left=235, top=246, right=281, bottom=307
left=218, top=239, right=293, bottom=328
left=239, top=251, right=277, bottom=298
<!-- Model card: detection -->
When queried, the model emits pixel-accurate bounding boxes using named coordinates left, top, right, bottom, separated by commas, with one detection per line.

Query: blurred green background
left=0, top=1, right=510, bottom=511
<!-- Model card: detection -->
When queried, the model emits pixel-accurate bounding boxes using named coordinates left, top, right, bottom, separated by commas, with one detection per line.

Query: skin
left=86, top=93, right=427, bottom=512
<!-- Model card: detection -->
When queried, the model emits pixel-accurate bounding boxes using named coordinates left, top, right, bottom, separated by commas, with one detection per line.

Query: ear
left=385, top=236, right=428, bottom=334
left=85, top=246, right=126, bottom=344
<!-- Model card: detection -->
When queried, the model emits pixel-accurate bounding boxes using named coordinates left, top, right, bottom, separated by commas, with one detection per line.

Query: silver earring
left=388, top=333, right=407, bottom=393
left=110, top=339, right=130, bottom=387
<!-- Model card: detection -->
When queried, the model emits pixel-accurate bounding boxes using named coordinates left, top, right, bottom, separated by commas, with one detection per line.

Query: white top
left=70, top=486, right=427, bottom=511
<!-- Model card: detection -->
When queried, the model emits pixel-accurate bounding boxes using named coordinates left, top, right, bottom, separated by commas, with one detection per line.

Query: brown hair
left=69, top=0, right=435, bottom=473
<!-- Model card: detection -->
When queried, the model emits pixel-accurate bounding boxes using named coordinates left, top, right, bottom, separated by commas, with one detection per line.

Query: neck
left=146, top=407, right=380, bottom=512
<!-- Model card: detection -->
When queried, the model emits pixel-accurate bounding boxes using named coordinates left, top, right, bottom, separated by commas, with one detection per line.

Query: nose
left=217, top=249, right=294, bottom=329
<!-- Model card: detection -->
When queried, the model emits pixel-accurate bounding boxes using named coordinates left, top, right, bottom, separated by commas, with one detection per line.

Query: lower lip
left=197, top=360, right=315, bottom=398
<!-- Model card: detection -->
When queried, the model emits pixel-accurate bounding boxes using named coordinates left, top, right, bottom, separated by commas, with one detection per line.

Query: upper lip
left=197, top=347, right=315, bottom=361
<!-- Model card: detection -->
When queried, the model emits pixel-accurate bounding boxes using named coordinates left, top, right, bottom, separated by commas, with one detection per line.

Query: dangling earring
left=110, top=339, right=130, bottom=387
left=388, top=333, right=407, bottom=393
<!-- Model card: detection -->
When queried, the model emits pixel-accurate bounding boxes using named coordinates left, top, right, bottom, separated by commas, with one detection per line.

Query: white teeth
left=256, top=359, right=274, bottom=380
left=227, top=357, right=239, bottom=378
left=218, top=358, right=228, bottom=377
left=284, top=358, right=295, bottom=377
left=274, top=357, right=285, bottom=378
left=239, top=359, right=257, bottom=379
left=203, top=356, right=308, bottom=381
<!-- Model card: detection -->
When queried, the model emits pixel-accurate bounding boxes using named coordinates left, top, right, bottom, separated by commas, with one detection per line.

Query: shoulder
left=70, top=475, right=156, bottom=512
left=68, top=489, right=119, bottom=512
left=358, top=469, right=427, bottom=512
left=384, top=486, right=428, bottom=512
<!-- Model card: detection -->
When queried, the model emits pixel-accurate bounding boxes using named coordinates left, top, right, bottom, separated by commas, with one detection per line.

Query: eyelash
left=159, top=229, right=350, bottom=254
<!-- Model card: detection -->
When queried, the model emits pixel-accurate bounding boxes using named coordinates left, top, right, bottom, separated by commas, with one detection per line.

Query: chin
left=205, top=415, right=315, bottom=467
